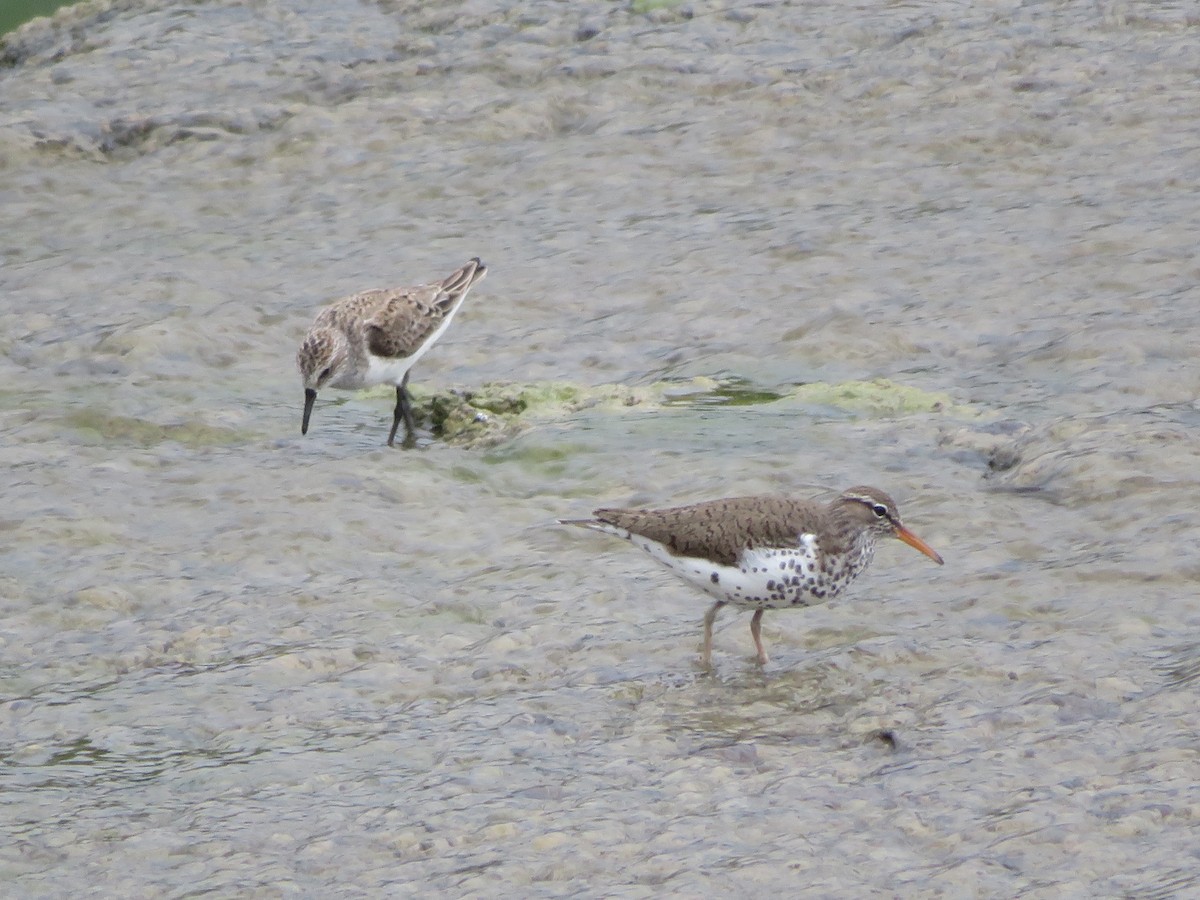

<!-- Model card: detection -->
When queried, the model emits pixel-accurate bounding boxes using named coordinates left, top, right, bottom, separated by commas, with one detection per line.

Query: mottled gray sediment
left=2, top=0, right=1199, bottom=896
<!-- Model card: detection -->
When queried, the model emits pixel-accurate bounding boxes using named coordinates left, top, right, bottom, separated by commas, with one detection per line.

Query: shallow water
left=2, top=0, right=1199, bottom=895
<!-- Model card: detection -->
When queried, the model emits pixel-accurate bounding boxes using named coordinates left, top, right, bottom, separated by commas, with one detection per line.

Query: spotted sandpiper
left=297, top=258, right=487, bottom=446
left=560, top=486, right=944, bottom=666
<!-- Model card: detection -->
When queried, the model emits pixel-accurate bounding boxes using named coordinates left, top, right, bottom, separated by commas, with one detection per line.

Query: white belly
left=363, top=353, right=417, bottom=387
left=628, top=532, right=836, bottom=610
left=362, top=301, right=464, bottom=387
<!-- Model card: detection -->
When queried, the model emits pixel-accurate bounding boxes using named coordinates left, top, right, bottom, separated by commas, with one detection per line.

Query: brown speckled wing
left=593, top=496, right=825, bottom=567
left=364, top=287, right=449, bottom=359
left=364, top=259, right=484, bottom=360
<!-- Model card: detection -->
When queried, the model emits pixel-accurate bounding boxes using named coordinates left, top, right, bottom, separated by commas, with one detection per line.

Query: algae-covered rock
left=413, top=380, right=660, bottom=448
left=783, top=378, right=959, bottom=416
left=404, top=376, right=967, bottom=449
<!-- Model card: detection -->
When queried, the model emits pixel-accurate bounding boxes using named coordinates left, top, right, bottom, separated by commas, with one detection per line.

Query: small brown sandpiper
left=561, top=486, right=944, bottom=666
left=297, top=257, right=487, bottom=446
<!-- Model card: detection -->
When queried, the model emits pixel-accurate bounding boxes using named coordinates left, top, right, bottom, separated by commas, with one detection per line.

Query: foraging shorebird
left=297, top=258, right=487, bottom=446
left=561, top=486, right=944, bottom=666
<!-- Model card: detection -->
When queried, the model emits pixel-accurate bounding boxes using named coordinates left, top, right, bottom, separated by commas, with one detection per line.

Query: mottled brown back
left=365, top=258, right=485, bottom=359
left=593, top=495, right=830, bottom=567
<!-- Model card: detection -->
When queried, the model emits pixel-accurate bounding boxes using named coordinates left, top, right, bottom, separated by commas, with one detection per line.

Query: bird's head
left=838, top=486, right=944, bottom=565
left=297, top=328, right=348, bottom=435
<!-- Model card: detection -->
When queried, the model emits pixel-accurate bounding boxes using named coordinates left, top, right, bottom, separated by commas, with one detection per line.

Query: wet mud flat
left=2, top=0, right=1200, bottom=895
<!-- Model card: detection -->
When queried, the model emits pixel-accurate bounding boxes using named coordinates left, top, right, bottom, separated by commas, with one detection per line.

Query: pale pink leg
left=702, top=601, right=724, bottom=667
left=750, top=609, right=768, bottom=665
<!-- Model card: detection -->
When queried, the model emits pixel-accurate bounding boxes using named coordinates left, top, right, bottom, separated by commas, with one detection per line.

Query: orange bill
left=894, top=524, right=944, bottom=565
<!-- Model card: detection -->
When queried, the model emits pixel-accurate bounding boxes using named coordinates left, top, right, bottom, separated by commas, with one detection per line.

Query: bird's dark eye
left=318, top=367, right=332, bottom=382
left=871, top=504, right=889, bottom=518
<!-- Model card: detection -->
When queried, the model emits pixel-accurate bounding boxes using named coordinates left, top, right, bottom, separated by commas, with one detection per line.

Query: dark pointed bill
left=894, top=524, right=944, bottom=565
left=302, top=388, right=317, bottom=435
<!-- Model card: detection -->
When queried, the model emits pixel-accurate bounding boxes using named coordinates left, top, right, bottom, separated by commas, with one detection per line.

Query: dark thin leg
left=399, top=372, right=416, bottom=431
left=702, top=600, right=725, bottom=668
left=387, top=373, right=417, bottom=447
left=387, top=388, right=403, bottom=447
left=750, top=609, right=768, bottom=666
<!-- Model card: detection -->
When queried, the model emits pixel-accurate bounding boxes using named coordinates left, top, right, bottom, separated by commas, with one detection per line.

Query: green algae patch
left=409, top=380, right=660, bottom=449
left=782, top=379, right=959, bottom=416
left=64, top=409, right=248, bottom=448
left=397, top=376, right=967, bottom=448
left=630, top=0, right=686, bottom=13
left=702, top=377, right=786, bottom=407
